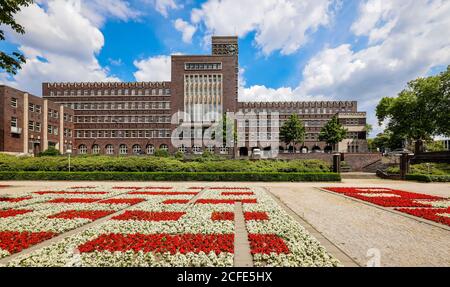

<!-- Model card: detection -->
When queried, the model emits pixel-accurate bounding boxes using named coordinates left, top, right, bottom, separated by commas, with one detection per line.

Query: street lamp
left=66, top=149, right=72, bottom=172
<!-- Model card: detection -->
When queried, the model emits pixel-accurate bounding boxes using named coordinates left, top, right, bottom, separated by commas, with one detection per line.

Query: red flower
left=99, top=198, right=145, bottom=205
left=209, top=187, right=250, bottom=190
left=48, top=210, right=114, bottom=220
left=0, top=231, right=56, bottom=254
left=47, top=198, right=98, bottom=204
left=221, top=192, right=254, bottom=196
left=35, top=191, right=108, bottom=195
left=248, top=234, right=290, bottom=255
left=0, top=209, right=33, bottom=218
left=0, top=197, right=31, bottom=203
left=0, top=185, right=11, bottom=189
left=244, top=212, right=269, bottom=221
left=162, top=199, right=190, bottom=204
left=78, top=233, right=234, bottom=255
left=112, top=211, right=186, bottom=221
left=196, top=199, right=257, bottom=204
left=211, top=212, right=234, bottom=221
left=396, top=207, right=450, bottom=226
left=128, top=191, right=198, bottom=196
left=345, top=194, right=433, bottom=207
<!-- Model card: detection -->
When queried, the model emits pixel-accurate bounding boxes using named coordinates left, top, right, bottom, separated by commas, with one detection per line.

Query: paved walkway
left=1, top=179, right=449, bottom=266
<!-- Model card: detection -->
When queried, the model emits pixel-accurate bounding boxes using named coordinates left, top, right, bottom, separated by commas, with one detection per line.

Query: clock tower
left=211, top=36, right=238, bottom=56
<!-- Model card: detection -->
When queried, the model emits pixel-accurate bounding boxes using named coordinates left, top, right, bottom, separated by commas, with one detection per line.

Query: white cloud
left=133, top=55, right=172, bottom=81
left=1, top=0, right=123, bottom=96
left=154, top=0, right=178, bottom=17
left=174, top=18, right=196, bottom=43
left=190, top=0, right=335, bottom=55
left=238, top=0, right=450, bottom=136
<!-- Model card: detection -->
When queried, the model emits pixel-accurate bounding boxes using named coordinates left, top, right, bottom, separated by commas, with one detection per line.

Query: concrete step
left=340, top=172, right=378, bottom=179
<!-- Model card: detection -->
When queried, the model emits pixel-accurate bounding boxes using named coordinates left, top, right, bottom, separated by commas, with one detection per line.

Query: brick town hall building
left=0, top=36, right=368, bottom=156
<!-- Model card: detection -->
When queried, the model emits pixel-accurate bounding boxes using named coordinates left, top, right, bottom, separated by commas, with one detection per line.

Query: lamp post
left=66, top=149, right=72, bottom=172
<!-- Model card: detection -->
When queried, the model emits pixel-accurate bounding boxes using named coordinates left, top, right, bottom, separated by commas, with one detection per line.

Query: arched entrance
left=324, top=145, right=333, bottom=153
left=239, top=147, right=249, bottom=157
left=312, top=145, right=321, bottom=153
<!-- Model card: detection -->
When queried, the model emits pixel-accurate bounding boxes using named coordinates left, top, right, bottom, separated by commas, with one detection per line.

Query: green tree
left=365, top=124, right=373, bottom=138
left=376, top=66, right=450, bottom=153
left=425, top=140, right=445, bottom=152
left=38, top=147, right=60, bottom=157
left=280, top=114, right=305, bottom=152
left=1, top=0, right=33, bottom=75
left=370, top=131, right=403, bottom=152
left=319, top=115, right=347, bottom=151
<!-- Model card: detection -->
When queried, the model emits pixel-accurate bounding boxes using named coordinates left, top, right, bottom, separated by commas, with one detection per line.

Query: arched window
left=207, top=145, right=215, bottom=153
left=92, top=144, right=100, bottom=154
left=146, top=144, right=155, bottom=155
left=178, top=145, right=187, bottom=153
left=132, top=144, right=142, bottom=155
left=220, top=146, right=229, bottom=154
left=78, top=144, right=87, bottom=155
left=119, top=144, right=128, bottom=155
left=159, top=144, right=168, bottom=151
left=192, top=145, right=202, bottom=154
left=106, top=144, right=114, bottom=155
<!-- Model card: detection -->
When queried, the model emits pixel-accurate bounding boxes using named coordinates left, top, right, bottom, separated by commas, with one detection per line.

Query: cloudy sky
left=1, top=0, right=449, bottom=136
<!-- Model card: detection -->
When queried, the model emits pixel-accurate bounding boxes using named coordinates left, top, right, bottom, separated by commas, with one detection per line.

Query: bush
left=386, top=163, right=450, bottom=175
left=405, top=174, right=450, bottom=182
left=0, top=153, right=332, bottom=173
left=38, top=148, right=61, bottom=157
left=154, top=149, right=169, bottom=158
left=0, top=171, right=341, bottom=182
left=174, top=151, right=184, bottom=160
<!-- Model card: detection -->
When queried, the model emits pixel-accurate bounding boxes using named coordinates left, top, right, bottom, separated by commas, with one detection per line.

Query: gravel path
left=269, top=186, right=450, bottom=267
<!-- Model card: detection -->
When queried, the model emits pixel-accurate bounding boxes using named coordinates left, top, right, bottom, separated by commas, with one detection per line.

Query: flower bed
left=2, top=186, right=340, bottom=267
left=395, top=207, right=450, bottom=226
left=324, top=187, right=450, bottom=227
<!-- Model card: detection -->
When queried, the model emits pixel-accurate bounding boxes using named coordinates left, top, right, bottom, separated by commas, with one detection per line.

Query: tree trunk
left=415, top=139, right=424, bottom=154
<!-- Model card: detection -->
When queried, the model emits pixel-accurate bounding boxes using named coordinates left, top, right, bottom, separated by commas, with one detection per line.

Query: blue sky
left=1, top=0, right=449, bottom=136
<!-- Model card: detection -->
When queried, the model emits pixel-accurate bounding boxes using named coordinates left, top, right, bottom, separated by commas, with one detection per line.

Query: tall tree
left=376, top=66, right=450, bottom=153
left=0, top=0, right=33, bottom=75
left=280, top=114, right=305, bottom=152
left=319, top=115, right=347, bottom=151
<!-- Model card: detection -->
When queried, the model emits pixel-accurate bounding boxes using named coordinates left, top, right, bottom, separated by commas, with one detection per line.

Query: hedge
left=0, top=171, right=341, bottom=182
left=405, top=174, right=450, bottom=183
left=0, top=154, right=331, bottom=173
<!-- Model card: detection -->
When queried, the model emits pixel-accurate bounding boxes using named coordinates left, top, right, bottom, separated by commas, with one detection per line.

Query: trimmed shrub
left=0, top=171, right=341, bottom=182
left=38, top=148, right=61, bottom=157
left=405, top=174, right=450, bottom=182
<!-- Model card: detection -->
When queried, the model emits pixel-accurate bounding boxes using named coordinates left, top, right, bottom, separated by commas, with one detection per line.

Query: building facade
left=1, top=36, right=368, bottom=156
left=0, top=85, right=74, bottom=155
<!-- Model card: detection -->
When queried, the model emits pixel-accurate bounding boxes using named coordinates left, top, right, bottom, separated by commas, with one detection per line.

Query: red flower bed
left=0, top=231, right=56, bottom=254
left=0, top=197, right=31, bottom=203
left=196, top=199, right=257, bottom=204
left=112, top=211, right=186, bottom=221
left=35, top=191, right=108, bottom=195
left=0, top=209, right=33, bottom=218
left=396, top=207, right=450, bottom=226
left=221, top=192, right=254, bottom=196
left=325, top=187, right=443, bottom=200
left=48, top=210, right=114, bottom=220
left=78, top=233, right=234, bottom=255
left=0, top=185, right=11, bottom=189
left=99, top=198, right=145, bottom=205
left=209, top=187, right=250, bottom=190
left=345, top=193, right=434, bottom=207
left=248, top=234, right=290, bottom=255
left=128, top=191, right=198, bottom=196
left=244, top=212, right=269, bottom=221
left=47, top=198, right=98, bottom=204
left=211, top=212, right=234, bottom=221
left=162, top=199, right=190, bottom=204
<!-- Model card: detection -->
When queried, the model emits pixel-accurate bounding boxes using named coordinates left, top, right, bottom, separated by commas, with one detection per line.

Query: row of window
left=47, top=125, right=59, bottom=136
left=343, top=118, right=363, bottom=125
left=28, top=103, right=42, bottom=113
left=78, top=144, right=168, bottom=155
left=63, top=101, right=170, bottom=111
left=49, top=88, right=171, bottom=97
left=185, top=63, right=222, bottom=71
left=75, top=130, right=172, bottom=139
left=240, top=108, right=353, bottom=114
left=75, top=115, right=171, bottom=124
